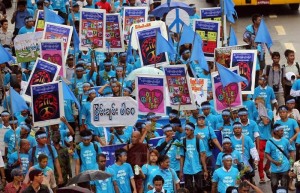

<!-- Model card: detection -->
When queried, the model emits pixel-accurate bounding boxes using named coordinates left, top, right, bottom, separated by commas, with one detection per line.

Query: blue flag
left=62, top=81, right=80, bottom=110
left=126, top=29, right=133, bottom=63
left=255, top=18, right=273, bottom=48
left=216, top=63, right=248, bottom=87
left=178, top=24, right=196, bottom=46
left=73, top=25, right=80, bottom=54
left=10, top=88, right=28, bottom=113
left=224, top=0, right=237, bottom=23
left=44, top=6, right=64, bottom=24
left=190, top=34, right=208, bottom=71
left=156, top=31, right=176, bottom=56
left=0, top=44, right=15, bottom=64
left=229, top=26, right=238, bottom=46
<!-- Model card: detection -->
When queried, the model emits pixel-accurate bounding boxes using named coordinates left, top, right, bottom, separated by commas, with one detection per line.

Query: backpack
left=76, top=142, right=99, bottom=165
left=182, top=136, right=201, bottom=156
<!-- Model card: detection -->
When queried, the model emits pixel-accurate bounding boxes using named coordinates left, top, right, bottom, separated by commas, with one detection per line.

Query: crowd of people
left=0, top=0, right=300, bottom=193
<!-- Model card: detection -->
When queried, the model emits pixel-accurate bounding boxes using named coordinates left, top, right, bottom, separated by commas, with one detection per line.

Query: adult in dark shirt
left=22, top=169, right=50, bottom=193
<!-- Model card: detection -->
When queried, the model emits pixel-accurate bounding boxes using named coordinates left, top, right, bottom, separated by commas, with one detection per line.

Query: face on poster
left=193, top=19, right=221, bottom=61
left=23, top=58, right=61, bottom=102
left=106, top=13, right=125, bottom=52
left=214, top=45, right=249, bottom=68
left=136, top=75, right=165, bottom=115
left=211, top=67, right=243, bottom=112
left=14, top=32, right=43, bottom=63
left=189, top=78, right=208, bottom=106
left=164, top=65, right=196, bottom=110
left=43, top=22, right=73, bottom=62
left=123, top=7, right=148, bottom=41
left=40, top=39, right=65, bottom=77
left=230, top=50, right=257, bottom=94
left=136, top=26, right=169, bottom=67
left=31, top=81, right=64, bottom=127
left=80, top=8, right=106, bottom=52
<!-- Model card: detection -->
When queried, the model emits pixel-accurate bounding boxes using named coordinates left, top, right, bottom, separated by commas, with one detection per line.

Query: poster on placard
left=80, top=8, right=106, bottom=52
left=130, top=21, right=167, bottom=50
left=230, top=50, right=257, bottom=94
left=211, top=66, right=243, bottom=112
left=31, top=81, right=64, bottom=127
left=193, top=19, right=221, bottom=61
left=23, top=58, right=61, bottom=102
left=189, top=78, right=208, bottom=106
left=136, top=26, right=169, bottom=67
left=164, top=65, right=196, bottom=110
left=214, top=45, right=249, bottom=68
left=39, top=40, right=65, bottom=77
left=34, top=10, right=58, bottom=32
left=106, top=13, right=124, bottom=52
left=14, top=32, right=43, bottom=63
left=43, top=22, right=73, bottom=62
left=136, top=75, right=165, bottom=115
left=123, top=7, right=148, bottom=41
left=199, top=7, right=223, bottom=41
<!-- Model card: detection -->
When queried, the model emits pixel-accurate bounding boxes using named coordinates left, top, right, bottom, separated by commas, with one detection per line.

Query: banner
left=23, top=58, right=61, bottom=102
left=164, top=65, right=196, bottom=110
left=136, top=75, right=165, bottom=115
left=211, top=66, right=242, bottom=112
left=91, top=97, right=138, bottom=127
left=39, top=39, right=65, bottom=77
left=106, top=13, right=124, bottom=52
left=43, top=22, right=73, bottom=62
left=14, top=32, right=43, bottom=63
left=193, top=19, right=221, bottom=61
left=189, top=78, right=208, bottom=107
left=34, top=10, right=58, bottom=32
left=123, top=7, right=148, bottom=41
left=199, top=7, right=223, bottom=41
left=136, top=26, right=169, bottom=67
left=31, top=81, right=64, bottom=127
left=230, top=50, right=257, bottom=94
left=80, top=8, right=106, bottom=52
left=214, top=45, right=249, bottom=68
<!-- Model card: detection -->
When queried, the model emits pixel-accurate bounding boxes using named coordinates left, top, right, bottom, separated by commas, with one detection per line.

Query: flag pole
left=155, top=30, right=158, bottom=68
left=175, top=24, right=184, bottom=62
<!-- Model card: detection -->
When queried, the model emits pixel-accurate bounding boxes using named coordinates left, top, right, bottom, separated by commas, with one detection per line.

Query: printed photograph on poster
left=136, top=26, right=169, bottom=67
left=214, top=45, right=249, bottom=68
left=23, top=58, right=61, bottom=102
left=199, top=7, right=223, bottom=41
left=80, top=8, right=106, bottom=52
left=39, top=39, right=65, bottom=77
left=136, top=75, right=165, bottom=115
left=123, top=7, right=148, bottom=41
left=14, top=32, right=43, bottom=63
left=189, top=78, right=208, bottom=107
left=164, top=65, right=196, bottom=110
left=31, top=81, right=64, bottom=127
left=34, top=10, right=58, bottom=32
left=106, top=13, right=125, bottom=52
left=193, top=19, right=221, bottom=61
left=230, top=50, right=257, bottom=94
left=211, top=66, right=243, bottom=112
left=43, top=22, right=73, bottom=62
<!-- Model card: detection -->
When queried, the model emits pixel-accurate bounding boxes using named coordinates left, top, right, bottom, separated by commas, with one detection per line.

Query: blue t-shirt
left=141, top=164, right=159, bottom=193
left=81, top=101, right=98, bottom=132
left=292, top=79, right=300, bottom=91
left=4, top=129, right=20, bottom=157
left=109, top=163, right=134, bottom=193
left=148, top=168, right=180, bottom=193
left=29, top=144, right=58, bottom=171
left=265, top=137, right=295, bottom=173
left=94, top=167, right=115, bottom=193
left=212, top=167, right=239, bottom=193
left=18, top=26, right=34, bottom=34
left=8, top=152, right=30, bottom=175
left=253, top=108, right=273, bottom=140
left=275, top=118, right=299, bottom=141
left=216, top=122, right=233, bottom=138
left=180, top=137, right=206, bottom=174
left=194, top=126, right=217, bottom=157
left=111, top=132, right=131, bottom=145
left=240, top=119, right=260, bottom=142
left=70, top=74, right=91, bottom=96
left=64, top=99, right=75, bottom=122
left=73, top=142, right=102, bottom=172
left=157, top=138, right=180, bottom=171
left=253, top=86, right=276, bottom=110
left=68, top=11, right=80, bottom=25
left=52, top=0, right=67, bottom=12
left=216, top=150, right=242, bottom=169
left=15, top=9, right=34, bottom=29
left=230, top=135, right=255, bottom=160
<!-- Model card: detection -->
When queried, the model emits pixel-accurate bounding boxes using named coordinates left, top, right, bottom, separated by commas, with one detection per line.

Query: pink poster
left=136, top=75, right=165, bottom=115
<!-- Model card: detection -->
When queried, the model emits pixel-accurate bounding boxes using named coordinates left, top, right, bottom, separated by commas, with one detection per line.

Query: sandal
left=259, top=179, right=266, bottom=184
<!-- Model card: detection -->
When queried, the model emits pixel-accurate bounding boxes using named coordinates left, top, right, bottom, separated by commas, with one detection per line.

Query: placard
left=211, top=66, right=243, bottom=112
left=214, top=45, right=249, bottom=68
left=14, top=32, right=43, bottom=63
left=199, top=7, right=223, bottom=41
left=164, top=65, right=196, bottom=110
left=39, top=39, right=65, bottom=77
left=136, top=75, right=165, bottom=115
left=123, top=7, right=148, bottom=41
left=91, top=97, right=138, bottom=127
left=23, top=58, right=61, bottom=102
left=106, top=13, right=124, bottom=52
left=189, top=78, right=208, bottom=107
left=80, top=8, right=106, bottom=51
left=136, top=26, right=169, bottom=67
left=193, top=19, right=221, bottom=61
left=31, top=81, right=64, bottom=127
left=230, top=50, right=257, bottom=94
left=43, top=22, right=73, bottom=62
left=34, top=10, right=58, bottom=32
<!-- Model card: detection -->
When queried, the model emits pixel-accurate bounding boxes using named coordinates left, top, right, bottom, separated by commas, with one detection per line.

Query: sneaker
left=259, top=179, right=266, bottom=184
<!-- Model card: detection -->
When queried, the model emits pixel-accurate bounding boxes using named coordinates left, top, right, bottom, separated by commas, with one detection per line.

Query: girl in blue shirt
left=141, top=149, right=159, bottom=193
